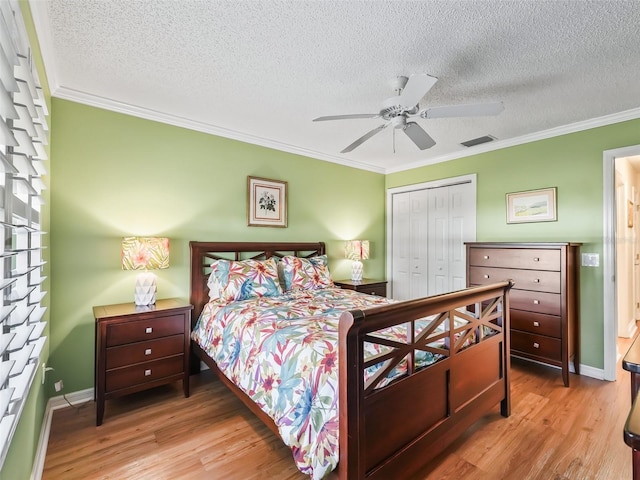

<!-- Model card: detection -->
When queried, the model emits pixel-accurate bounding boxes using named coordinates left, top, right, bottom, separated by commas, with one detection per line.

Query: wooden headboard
left=189, top=241, right=326, bottom=328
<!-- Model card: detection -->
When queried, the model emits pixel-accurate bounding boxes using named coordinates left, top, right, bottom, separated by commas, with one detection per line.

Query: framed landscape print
left=506, top=187, right=557, bottom=224
left=247, top=176, right=288, bottom=227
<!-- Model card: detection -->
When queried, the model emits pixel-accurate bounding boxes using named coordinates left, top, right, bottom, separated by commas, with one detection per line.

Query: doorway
left=604, top=145, right=640, bottom=381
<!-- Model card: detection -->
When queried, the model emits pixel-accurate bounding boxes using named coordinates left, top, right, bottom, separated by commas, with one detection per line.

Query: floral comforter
left=191, top=287, right=394, bottom=479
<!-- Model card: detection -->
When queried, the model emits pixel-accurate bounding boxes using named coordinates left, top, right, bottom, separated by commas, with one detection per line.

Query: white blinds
left=0, top=0, right=48, bottom=468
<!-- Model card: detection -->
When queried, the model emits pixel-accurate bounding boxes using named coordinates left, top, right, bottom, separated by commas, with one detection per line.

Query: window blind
left=0, top=0, right=48, bottom=468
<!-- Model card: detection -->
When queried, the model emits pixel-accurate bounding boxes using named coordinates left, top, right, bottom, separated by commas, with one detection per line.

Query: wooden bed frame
left=189, top=241, right=512, bottom=479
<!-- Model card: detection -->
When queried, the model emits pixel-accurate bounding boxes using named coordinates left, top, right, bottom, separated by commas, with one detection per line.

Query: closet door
left=427, top=183, right=475, bottom=295
left=391, top=189, right=428, bottom=300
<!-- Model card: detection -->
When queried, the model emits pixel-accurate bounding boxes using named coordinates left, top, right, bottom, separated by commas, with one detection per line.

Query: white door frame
left=386, top=174, right=477, bottom=299
left=603, top=144, right=640, bottom=381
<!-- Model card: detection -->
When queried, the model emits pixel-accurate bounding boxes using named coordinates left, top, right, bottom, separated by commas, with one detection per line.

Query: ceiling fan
left=313, top=74, right=504, bottom=153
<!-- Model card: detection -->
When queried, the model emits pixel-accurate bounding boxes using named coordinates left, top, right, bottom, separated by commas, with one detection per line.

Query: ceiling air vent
left=461, top=135, right=496, bottom=148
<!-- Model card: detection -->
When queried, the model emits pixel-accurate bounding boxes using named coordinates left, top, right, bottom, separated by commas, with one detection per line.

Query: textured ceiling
left=30, top=0, right=640, bottom=173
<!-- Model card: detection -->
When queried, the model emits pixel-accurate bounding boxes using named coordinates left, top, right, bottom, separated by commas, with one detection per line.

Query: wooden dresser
left=94, top=298, right=193, bottom=425
left=466, top=242, right=580, bottom=386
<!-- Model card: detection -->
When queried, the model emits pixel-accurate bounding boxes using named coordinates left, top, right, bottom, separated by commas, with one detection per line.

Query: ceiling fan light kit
left=313, top=74, right=504, bottom=153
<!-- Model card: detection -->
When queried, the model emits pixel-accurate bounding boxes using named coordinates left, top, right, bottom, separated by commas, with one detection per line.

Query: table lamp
left=345, top=240, right=369, bottom=282
left=121, top=236, right=169, bottom=305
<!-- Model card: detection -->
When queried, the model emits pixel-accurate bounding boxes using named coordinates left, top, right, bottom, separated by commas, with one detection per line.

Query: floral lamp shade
left=345, top=240, right=369, bottom=282
left=121, top=237, right=169, bottom=305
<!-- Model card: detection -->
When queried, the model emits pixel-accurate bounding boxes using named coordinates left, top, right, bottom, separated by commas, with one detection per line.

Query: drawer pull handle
left=533, top=321, right=540, bottom=327
left=145, top=327, right=153, bottom=334
left=483, top=255, right=490, bottom=260
left=533, top=342, right=540, bottom=349
left=533, top=300, right=540, bottom=305
left=533, top=257, right=540, bottom=262
left=144, top=369, right=152, bottom=376
left=484, top=274, right=490, bottom=279
left=145, top=348, right=152, bottom=355
left=533, top=278, right=540, bottom=283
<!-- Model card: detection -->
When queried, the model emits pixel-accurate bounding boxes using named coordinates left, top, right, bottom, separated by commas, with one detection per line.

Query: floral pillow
left=207, top=257, right=283, bottom=301
left=280, top=255, right=334, bottom=291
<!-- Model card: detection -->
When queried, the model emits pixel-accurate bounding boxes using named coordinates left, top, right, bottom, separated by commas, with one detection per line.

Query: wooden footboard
left=189, top=242, right=511, bottom=480
left=338, top=281, right=512, bottom=480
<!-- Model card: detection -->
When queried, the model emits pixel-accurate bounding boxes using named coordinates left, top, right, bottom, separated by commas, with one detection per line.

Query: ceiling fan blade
left=420, top=101, right=504, bottom=119
left=398, top=74, right=438, bottom=109
left=341, top=123, right=389, bottom=153
left=313, top=113, right=380, bottom=122
left=403, top=122, right=436, bottom=150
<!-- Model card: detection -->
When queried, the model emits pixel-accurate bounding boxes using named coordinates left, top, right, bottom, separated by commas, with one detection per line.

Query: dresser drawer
left=510, top=289, right=561, bottom=316
left=469, top=266, right=561, bottom=293
left=106, top=355, right=184, bottom=392
left=511, top=310, right=561, bottom=337
left=106, top=314, right=185, bottom=346
left=468, top=247, right=561, bottom=271
left=511, top=330, right=562, bottom=361
left=105, top=334, right=184, bottom=369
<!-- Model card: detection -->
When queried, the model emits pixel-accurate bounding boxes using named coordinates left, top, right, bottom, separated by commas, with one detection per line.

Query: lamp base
left=134, top=271, right=157, bottom=306
left=351, top=260, right=363, bottom=282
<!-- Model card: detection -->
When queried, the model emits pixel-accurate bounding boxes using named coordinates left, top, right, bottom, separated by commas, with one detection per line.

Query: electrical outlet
left=54, top=380, right=63, bottom=392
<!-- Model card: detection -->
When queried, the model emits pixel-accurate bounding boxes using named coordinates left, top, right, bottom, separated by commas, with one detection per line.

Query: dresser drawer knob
left=144, top=369, right=152, bottom=376
left=483, top=255, right=490, bottom=260
left=533, top=342, right=540, bottom=349
left=533, top=257, right=540, bottom=262
left=533, top=278, right=540, bottom=283
left=533, top=321, right=540, bottom=327
left=145, top=327, right=153, bottom=334
left=145, top=348, right=152, bottom=355
left=484, top=274, right=490, bottom=279
left=533, top=300, right=540, bottom=305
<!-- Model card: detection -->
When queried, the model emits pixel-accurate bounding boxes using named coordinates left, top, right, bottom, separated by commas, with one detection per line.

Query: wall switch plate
left=582, top=253, right=600, bottom=267
left=54, top=380, right=63, bottom=392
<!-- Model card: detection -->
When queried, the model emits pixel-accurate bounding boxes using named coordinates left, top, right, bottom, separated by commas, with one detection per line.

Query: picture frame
left=506, top=187, right=557, bottom=224
left=247, top=176, right=288, bottom=228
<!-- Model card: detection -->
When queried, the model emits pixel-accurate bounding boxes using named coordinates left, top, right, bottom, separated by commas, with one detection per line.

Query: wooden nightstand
left=333, top=279, right=387, bottom=297
left=93, top=298, right=193, bottom=426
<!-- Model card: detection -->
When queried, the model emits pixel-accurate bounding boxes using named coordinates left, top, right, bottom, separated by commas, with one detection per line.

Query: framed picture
left=247, top=176, right=288, bottom=227
left=506, top=187, right=557, bottom=224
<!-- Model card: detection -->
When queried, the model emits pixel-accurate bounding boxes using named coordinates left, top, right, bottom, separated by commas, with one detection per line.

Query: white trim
left=603, top=144, right=640, bottom=382
left=385, top=174, right=477, bottom=298
left=388, top=107, right=640, bottom=174
left=30, top=388, right=93, bottom=480
left=27, top=0, right=59, bottom=93
left=27, top=0, right=640, bottom=178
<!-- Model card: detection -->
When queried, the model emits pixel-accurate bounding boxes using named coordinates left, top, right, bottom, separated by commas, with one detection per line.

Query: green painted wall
left=49, top=99, right=386, bottom=394
left=387, top=119, right=640, bottom=369
left=1, top=2, right=52, bottom=480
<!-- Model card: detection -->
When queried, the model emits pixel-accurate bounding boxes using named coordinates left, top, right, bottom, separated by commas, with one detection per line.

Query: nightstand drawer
left=106, top=314, right=185, bottom=346
left=511, top=330, right=561, bottom=361
left=361, top=284, right=387, bottom=297
left=106, top=334, right=184, bottom=369
left=106, top=355, right=184, bottom=392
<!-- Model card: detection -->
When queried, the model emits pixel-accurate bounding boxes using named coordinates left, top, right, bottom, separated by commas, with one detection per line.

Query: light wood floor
left=43, top=343, right=636, bottom=480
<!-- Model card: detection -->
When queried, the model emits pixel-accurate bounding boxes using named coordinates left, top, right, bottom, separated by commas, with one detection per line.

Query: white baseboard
left=30, top=388, right=94, bottom=480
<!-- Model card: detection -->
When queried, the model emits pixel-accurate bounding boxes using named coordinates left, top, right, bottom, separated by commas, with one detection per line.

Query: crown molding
left=52, top=85, right=386, bottom=174
left=386, top=107, right=640, bottom=174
